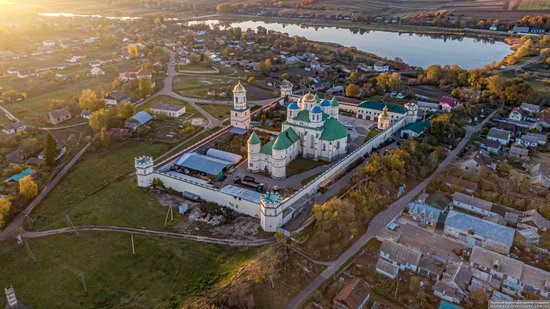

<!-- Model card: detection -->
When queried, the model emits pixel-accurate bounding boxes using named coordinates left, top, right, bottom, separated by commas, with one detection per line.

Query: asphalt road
left=286, top=109, right=499, bottom=309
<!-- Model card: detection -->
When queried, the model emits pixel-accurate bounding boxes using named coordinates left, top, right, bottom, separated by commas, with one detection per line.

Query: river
left=191, top=19, right=512, bottom=69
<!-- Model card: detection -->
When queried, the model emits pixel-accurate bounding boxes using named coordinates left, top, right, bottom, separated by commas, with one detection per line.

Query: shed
left=175, top=152, right=233, bottom=181
left=206, top=148, right=242, bottom=164
left=3, top=167, right=33, bottom=183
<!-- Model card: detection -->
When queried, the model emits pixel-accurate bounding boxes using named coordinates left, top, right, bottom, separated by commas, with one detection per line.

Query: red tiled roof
left=439, top=96, right=459, bottom=107
left=136, top=67, right=152, bottom=77
left=334, top=278, right=370, bottom=309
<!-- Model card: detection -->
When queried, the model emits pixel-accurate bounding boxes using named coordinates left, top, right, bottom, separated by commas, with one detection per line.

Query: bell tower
left=231, top=81, right=251, bottom=129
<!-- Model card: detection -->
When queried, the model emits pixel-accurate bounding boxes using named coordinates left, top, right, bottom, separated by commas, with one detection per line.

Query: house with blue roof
left=125, top=111, right=153, bottom=130
left=407, top=201, right=441, bottom=226
left=3, top=167, right=33, bottom=183
left=444, top=210, right=515, bottom=254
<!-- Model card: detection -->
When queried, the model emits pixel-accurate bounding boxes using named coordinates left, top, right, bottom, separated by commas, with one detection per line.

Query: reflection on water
left=191, top=19, right=512, bottom=69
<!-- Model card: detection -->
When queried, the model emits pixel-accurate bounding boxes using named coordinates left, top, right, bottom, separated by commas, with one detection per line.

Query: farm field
left=519, top=0, right=550, bottom=10
left=0, top=231, right=257, bottom=308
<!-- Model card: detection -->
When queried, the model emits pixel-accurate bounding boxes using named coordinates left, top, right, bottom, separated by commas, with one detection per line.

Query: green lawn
left=0, top=232, right=257, bottom=308
left=178, top=63, right=218, bottom=72
left=197, top=103, right=232, bottom=120
left=364, top=130, right=381, bottom=143
left=0, top=110, right=11, bottom=126
left=286, top=157, right=327, bottom=177
left=519, top=0, right=550, bottom=10
left=30, top=140, right=173, bottom=231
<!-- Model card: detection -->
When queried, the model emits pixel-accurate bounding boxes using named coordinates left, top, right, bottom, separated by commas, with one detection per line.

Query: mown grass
left=30, top=140, right=173, bottom=231
left=0, top=232, right=258, bottom=308
left=286, top=157, right=327, bottom=177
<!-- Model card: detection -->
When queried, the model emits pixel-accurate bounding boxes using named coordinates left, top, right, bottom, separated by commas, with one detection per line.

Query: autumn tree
left=138, top=79, right=152, bottom=98
left=89, top=108, right=111, bottom=131
left=99, top=127, right=111, bottom=147
left=44, top=133, right=59, bottom=167
left=426, top=64, right=443, bottom=83
left=19, top=175, right=38, bottom=200
left=79, top=89, right=105, bottom=112
left=256, top=58, right=272, bottom=73
left=116, top=102, right=134, bottom=120
left=345, top=83, right=361, bottom=98
left=0, top=198, right=11, bottom=228
left=127, top=43, right=139, bottom=59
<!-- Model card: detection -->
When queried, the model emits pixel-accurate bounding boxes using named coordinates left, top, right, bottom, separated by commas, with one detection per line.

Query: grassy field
left=30, top=140, right=173, bottom=231
left=0, top=231, right=257, bottom=308
left=0, top=110, right=11, bottom=126
left=300, top=172, right=323, bottom=186
left=519, top=0, right=550, bottom=10
left=287, top=157, right=327, bottom=177
left=173, top=75, right=275, bottom=101
left=178, top=63, right=218, bottom=72
left=364, top=129, right=380, bottom=143
left=197, top=103, right=232, bottom=120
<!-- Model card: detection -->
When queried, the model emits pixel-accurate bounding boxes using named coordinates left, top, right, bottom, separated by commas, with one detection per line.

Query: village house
left=444, top=210, right=515, bottom=254
left=373, top=61, right=389, bottom=72
left=487, top=128, right=511, bottom=145
left=136, top=67, right=152, bottom=80
left=516, top=132, right=547, bottom=148
left=520, top=103, right=540, bottom=114
left=90, top=67, right=105, bottom=77
left=47, top=108, right=72, bottom=125
left=459, top=151, right=494, bottom=172
left=417, top=255, right=445, bottom=280
left=433, top=262, right=472, bottom=304
left=80, top=110, right=91, bottom=120
left=2, top=121, right=27, bottom=135
left=149, top=103, right=186, bottom=118
left=445, top=176, right=478, bottom=193
left=469, top=246, right=550, bottom=299
left=481, top=139, right=502, bottom=154
left=376, top=239, right=422, bottom=279
left=517, top=229, right=540, bottom=245
left=125, top=111, right=153, bottom=130
left=104, top=91, right=130, bottom=107
left=509, top=145, right=529, bottom=159
left=333, top=278, right=371, bottom=309
left=439, top=96, right=460, bottom=113
left=417, top=100, right=440, bottom=112
left=407, top=202, right=442, bottom=227
left=451, top=192, right=494, bottom=217
left=530, top=163, right=550, bottom=189
left=521, top=209, right=550, bottom=232
left=508, top=108, right=524, bottom=121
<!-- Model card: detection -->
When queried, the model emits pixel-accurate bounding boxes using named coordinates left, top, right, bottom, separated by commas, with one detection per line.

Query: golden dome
left=303, top=92, right=315, bottom=102
left=233, top=81, right=246, bottom=93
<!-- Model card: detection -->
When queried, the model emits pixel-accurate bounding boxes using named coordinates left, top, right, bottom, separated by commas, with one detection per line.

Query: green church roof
left=314, top=93, right=320, bottom=103
left=273, top=132, right=293, bottom=150
left=320, top=118, right=349, bottom=141
left=358, top=101, right=406, bottom=114
left=284, top=127, right=300, bottom=143
left=247, top=131, right=261, bottom=144
left=260, top=139, right=275, bottom=155
left=330, top=96, right=339, bottom=107
left=401, top=119, right=431, bottom=134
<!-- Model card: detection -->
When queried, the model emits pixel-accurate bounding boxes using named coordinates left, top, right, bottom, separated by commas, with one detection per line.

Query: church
left=246, top=89, right=349, bottom=179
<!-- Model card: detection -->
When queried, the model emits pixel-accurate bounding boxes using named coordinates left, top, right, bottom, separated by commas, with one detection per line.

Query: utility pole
left=394, top=281, right=399, bottom=300
left=66, top=215, right=78, bottom=236
left=163, top=205, right=173, bottom=227
left=80, top=273, right=87, bottom=292
left=25, top=215, right=34, bottom=229
left=24, top=239, right=37, bottom=262
left=131, top=234, right=135, bottom=255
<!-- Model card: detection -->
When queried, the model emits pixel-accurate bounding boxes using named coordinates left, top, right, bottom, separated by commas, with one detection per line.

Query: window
left=322, top=144, right=326, bottom=151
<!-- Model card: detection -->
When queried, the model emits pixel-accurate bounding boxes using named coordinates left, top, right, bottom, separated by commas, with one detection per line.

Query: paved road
left=286, top=109, right=499, bottom=309
left=0, top=104, right=20, bottom=122
left=23, top=225, right=275, bottom=247
left=499, top=55, right=541, bottom=72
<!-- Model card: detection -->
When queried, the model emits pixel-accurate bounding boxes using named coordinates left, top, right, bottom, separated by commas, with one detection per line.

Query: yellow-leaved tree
left=19, top=175, right=38, bottom=200
left=0, top=198, right=11, bottom=228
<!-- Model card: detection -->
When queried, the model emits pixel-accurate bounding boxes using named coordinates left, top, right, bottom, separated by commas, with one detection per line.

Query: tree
left=0, top=198, right=11, bottom=228
left=247, top=76, right=255, bottom=84
left=89, top=108, right=111, bottom=131
left=409, top=276, right=420, bottom=293
left=345, top=83, right=361, bottom=98
left=19, top=175, right=38, bottom=200
left=426, top=64, right=443, bottom=83
left=44, top=133, right=59, bottom=167
left=257, top=58, right=272, bottom=73
left=79, top=89, right=105, bottom=112
left=127, top=44, right=139, bottom=59
left=280, top=73, right=289, bottom=81
left=138, top=79, right=152, bottom=98
left=99, top=127, right=111, bottom=147
left=116, top=102, right=134, bottom=120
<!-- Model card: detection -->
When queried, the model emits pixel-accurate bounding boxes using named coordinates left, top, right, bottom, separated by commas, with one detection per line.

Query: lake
left=191, top=19, right=512, bottom=69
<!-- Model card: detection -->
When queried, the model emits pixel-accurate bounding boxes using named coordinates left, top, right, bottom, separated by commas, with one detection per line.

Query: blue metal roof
left=131, top=111, right=153, bottom=125
left=220, top=185, right=261, bottom=203
left=3, top=167, right=33, bottom=183
left=229, top=127, right=248, bottom=135
left=439, top=300, right=463, bottom=309
left=320, top=99, right=331, bottom=107
left=175, top=152, right=232, bottom=176
left=445, top=210, right=515, bottom=248
left=311, top=105, right=322, bottom=113
left=288, top=102, right=299, bottom=110
left=408, top=202, right=442, bottom=221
